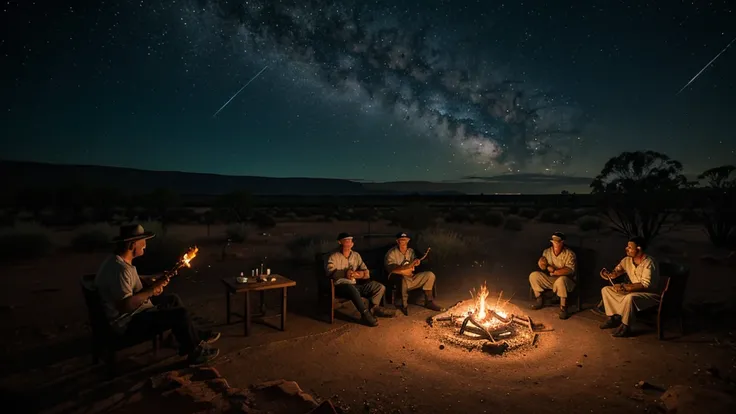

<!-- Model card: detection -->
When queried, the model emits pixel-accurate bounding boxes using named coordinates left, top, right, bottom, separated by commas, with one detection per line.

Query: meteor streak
left=212, top=65, right=269, bottom=117
left=676, top=36, right=735, bottom=95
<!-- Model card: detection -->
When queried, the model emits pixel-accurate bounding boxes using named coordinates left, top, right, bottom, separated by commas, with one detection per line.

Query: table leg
left=244, top=291, right=251, bottom=336
left=281, top=287, right=287, bottom=331
left=225, top=288, right=231, bottom=325
left=260, top=291, right=266, bottom=315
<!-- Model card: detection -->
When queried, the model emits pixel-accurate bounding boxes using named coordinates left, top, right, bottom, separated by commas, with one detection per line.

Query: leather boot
left=424, top=290, right=444, bottom=311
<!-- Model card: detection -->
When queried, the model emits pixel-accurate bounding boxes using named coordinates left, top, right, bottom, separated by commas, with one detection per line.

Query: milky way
left=186, top=0, right=584, bottom=170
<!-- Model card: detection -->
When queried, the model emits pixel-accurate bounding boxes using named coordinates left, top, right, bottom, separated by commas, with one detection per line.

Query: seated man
left=95, top=224, right=220, bottom=366
left=384, top=232, right=443, bottom=316
left=599, top=236, right=661, bottom=338
left=529, top=232, right=577, bottom=320
left=325, top=232, right=395, bottom=326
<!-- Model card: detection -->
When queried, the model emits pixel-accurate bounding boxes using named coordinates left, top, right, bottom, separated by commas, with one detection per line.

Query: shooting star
left=212, top=65, right=269, bottom=117
left=677, top=36, right=736, bottom=95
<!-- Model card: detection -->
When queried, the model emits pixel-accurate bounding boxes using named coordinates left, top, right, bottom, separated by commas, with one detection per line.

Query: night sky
left=3, top=0, right=735, bottom=193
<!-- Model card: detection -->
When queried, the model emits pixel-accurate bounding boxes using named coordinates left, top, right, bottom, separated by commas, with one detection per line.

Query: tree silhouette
left=217, top=191, right=253, bottom=224
left=144, top=188, right=181, bottom=235
left=697, top=165, right=736, bottom=246
left=698, top=165, right=736, bottom=189
left=590, top=151, right=687, bottom=244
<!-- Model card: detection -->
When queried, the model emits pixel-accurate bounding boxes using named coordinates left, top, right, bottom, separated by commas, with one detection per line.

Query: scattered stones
left=660, top=385, right=736, bottom=413
left=146, top=368, right=325, bottom=413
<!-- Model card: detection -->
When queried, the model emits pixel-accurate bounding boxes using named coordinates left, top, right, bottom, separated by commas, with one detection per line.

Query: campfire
left=428, top=282, right=550, bottom=355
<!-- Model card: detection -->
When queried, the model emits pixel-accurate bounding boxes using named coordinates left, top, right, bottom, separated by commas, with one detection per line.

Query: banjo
left=401, top=247, right=431, bottom=267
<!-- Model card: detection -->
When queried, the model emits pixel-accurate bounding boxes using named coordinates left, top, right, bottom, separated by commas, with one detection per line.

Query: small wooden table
left=221, top=275, right=297, bottom=336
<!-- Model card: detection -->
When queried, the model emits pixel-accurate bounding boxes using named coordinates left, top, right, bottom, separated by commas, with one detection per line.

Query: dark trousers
left=125, top=294, right=200, bottom=355
left=334, top=281, right=386, bottom=314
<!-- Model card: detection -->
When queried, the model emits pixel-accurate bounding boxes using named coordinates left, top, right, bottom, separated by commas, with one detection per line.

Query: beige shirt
left=541, top=247, right=577, bottom=276
left=94, top=255, right=154, bottom=332
left=384, top=246, right=416, bottom=273
left=614, top=255, right=659, bottom=291
left=325, top=250, right=369, bottom=283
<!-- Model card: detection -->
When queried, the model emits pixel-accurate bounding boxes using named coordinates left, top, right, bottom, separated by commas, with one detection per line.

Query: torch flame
left=181, top=246, right=198, bottom=268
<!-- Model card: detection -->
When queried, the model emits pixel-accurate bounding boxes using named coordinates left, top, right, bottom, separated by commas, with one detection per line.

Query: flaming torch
left=166, top=246, right=199, bottom=278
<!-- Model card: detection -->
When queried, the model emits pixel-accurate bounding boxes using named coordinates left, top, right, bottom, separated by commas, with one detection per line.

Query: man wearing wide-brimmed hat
left=325, top=232, right=395, bottom=327
left=384, top=232, right=443, bottom=316
left=529, top=232, right=577, bottom=320
left=94, top=224, right=220, bottom=366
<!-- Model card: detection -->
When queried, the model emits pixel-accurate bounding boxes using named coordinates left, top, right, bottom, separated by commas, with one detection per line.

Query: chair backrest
left=658, top=261, right=689, bottom=313
left=314, top=252, right=331, bottom=291
left=80, top=274, right=113, bottom=337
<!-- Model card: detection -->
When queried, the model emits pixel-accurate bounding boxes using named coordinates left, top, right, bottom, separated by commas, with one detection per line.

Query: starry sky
left=3, top=0, right=735, bottom=193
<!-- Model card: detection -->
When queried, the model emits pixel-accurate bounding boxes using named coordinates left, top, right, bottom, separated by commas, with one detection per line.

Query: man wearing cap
left=528, top=232, right=577, bottom=320
left=384, top=232, right=443, bottom=316
left=598, top=237, right=661, bottom=338
left=94, top=224, right=220, bottom=366
left=325, top=232, right=395, bottom=327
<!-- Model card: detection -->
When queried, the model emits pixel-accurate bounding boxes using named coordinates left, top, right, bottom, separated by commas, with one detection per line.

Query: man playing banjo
left=384, top=232, right=443, bottom=315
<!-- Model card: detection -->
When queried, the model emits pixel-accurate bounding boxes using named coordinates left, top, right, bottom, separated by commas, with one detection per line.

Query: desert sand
left=1, top=219, right=735, bottom=413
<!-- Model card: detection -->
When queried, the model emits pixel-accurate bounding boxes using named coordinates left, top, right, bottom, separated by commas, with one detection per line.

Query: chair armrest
left=330, top=279, right=335, bottom=299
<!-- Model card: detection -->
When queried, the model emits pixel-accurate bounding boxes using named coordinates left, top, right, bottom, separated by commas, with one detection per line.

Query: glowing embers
left=428, top=282, right=548, bottom=355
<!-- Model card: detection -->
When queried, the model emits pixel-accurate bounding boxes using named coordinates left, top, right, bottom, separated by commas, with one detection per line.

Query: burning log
left=488, top=310, right=510, bottom=324
left=481, top=342, right=509, bottom=355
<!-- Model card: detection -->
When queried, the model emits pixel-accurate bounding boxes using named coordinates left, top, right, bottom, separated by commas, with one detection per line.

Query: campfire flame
left=464, top=282, right=508, bottom=329
left=476, top=282, right=489, bottom=319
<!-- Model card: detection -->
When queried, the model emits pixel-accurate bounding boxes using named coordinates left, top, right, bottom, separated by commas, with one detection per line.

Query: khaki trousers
left=529, top=271, right=575, bottom=298
left=600, top=286, right=660, bottom=325
left=391, top=271, right=436, bottom=305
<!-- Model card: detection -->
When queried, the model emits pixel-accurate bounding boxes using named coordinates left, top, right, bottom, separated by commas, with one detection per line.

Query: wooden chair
left=650, top=262, right=689, bottom=340
left=80, top=274, right=163, bottom=376
left=527, top=246, right=591, bottom=313
left=314, top=253, right=384, bottom=324
left=383, top=267, right=438, bottom=306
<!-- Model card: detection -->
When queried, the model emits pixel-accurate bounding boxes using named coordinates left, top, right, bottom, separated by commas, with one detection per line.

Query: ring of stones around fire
left=426, top=299, right=548, bottom=356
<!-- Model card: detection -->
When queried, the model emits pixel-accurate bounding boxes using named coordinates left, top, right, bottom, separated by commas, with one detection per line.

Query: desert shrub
left=577, top=215, right=603, bottom=232
left=226, top=224, right=248, bottom=242
left=518, top=208, right=537, bottom=219
left=538, top=208, right=575, bottom=224
left=503, top=215, right=524, bottom=231
left=416, top=228, right=482, bottom=264
left=71, top=230, right=111, bottom=252
left=506, top=205, right=520, bottom=215
left=574, top=208, right=598, bottom=217
left=133, top=236, right=191, bottom=275
left=287, top=236, right=335, bottom=263
left=390, top=204, right=436, bottom=231
left=444, top=208, right=472, bottom=223
left=252, top=212, right=276, bottom=229
left=165, top=208, right=198, bottom=224
left=0, top=232, right=54, bottom=261
left=283, top=211, right=298, bottom=221
left=482, top=211, right=504, bottom=227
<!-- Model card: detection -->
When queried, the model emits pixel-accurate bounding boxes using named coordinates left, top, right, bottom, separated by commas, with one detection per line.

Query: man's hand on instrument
left=412, top=259, right=421, bottom=267
left=151, top=285, right=164, bottom=296
left=614, top=283, right=628, bottom=294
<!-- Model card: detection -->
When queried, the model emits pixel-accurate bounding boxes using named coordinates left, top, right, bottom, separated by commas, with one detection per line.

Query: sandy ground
left=1, top=220, right=735, bottom=413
